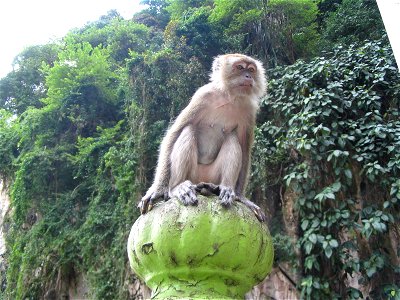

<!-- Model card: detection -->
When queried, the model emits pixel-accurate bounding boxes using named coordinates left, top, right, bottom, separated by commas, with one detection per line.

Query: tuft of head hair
left=210, top=54, right=267, bottom=98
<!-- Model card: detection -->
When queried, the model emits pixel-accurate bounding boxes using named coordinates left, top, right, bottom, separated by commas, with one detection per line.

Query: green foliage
left=316, top=0, right=341, bottom=26
left=5, top=118, right=138, bottom=298
left=166, top=0, right=209, bottom=19
left=267, top=0, right=320, bottom=63
left=5, top=194, right=82, bottom=299
left=2, top=28, right=130, bottom=298
left=210, top=0, right=265, bottom=55
left=172, top=6, right=226, bottom=64
left=69, top=17, right=152, bottom=63
left=0, top=110, right=19, bottom=179
left=272, top=234, right=298, bottom=266
left=211, top=0, right=320, bottom=65
left=210, top=0, right=261, bottom=27
left=134, top=0, right=171, bottom=29
left=0, top=44, right=59, bottom=114
left=262, top=39, right=400, bottom=298
left=322, top=0, right=385, bottom=49
left=73, top=123, right=139, bottom=299
left=42, top=41, right=117, bottom=106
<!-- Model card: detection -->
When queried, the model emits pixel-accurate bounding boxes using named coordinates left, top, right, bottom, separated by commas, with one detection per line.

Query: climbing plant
left=261, top=38, right=400, bottom=299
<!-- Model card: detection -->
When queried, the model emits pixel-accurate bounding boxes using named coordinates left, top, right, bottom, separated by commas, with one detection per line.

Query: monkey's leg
left=169, top=125, right=198, bottom=206
left=218, top=132, right=242, bottom=206
left=196, top=133, right=242, bottom=206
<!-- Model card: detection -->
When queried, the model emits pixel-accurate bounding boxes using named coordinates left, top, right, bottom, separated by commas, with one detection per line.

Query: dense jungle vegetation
left=0, top=0, right=399, bottom=299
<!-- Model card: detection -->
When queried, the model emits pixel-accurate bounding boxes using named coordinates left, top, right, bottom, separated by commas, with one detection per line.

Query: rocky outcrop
left=0, top=180, right=10, bottom=292
left=246, top=266, right=299, bottom=300
left=0, top=180, right=10, bottom=256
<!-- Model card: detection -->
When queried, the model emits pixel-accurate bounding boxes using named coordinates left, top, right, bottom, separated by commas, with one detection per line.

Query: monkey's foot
left=139, top=188, right=168, bottom=214
left=171, top=180, right=198, bottom=206
left=195, top=183, right=265, bottom=222
left=195, top=183, right=235, bottom=207
left=219, top=185, right=236, bottom=207
left=236, top=196, right=266, bottom=223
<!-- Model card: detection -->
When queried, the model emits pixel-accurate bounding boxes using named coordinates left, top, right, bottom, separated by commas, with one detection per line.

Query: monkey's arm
left=139, top=120, right=187, bottom=213
left=144, top=126, right=180, bottom=195
left=139, top=95, right=207, bottom=213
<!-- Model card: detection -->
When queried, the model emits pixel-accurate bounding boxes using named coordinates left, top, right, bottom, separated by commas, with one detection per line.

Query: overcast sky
left=0, top=1, right=399, bottom=81
left=0, top=0, right=145, bottom=79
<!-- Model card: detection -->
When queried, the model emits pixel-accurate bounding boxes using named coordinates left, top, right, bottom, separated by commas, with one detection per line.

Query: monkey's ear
left=212, top=55, right=223, bottom=73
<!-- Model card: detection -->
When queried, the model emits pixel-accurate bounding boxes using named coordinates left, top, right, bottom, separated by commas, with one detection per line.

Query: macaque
left=139, top=54, right=267, bottom=221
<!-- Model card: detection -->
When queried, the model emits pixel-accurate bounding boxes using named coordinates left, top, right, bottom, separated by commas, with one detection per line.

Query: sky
left=376, top=0, right=400, bottom=69
left=0, top=0, right=146, bottom=79
left=0, top=1, right=399, bottom=80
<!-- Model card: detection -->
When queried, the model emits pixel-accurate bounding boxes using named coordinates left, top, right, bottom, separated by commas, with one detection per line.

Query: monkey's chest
left=196, top=122, right=238, bottom=165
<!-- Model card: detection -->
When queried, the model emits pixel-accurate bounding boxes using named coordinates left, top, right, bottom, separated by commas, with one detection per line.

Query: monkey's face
left=230, top=61, right=257, bottom=94
left=211, top=54, right=267, bottom=99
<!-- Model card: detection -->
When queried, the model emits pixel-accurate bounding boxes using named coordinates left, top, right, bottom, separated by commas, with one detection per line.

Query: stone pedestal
left=127, top=196, right=274, bottom=299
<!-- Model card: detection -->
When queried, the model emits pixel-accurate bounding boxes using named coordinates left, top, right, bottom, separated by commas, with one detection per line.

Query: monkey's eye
left=248, top=67, right=256, bottom=73
left=236, top=65, right=245, bottom=70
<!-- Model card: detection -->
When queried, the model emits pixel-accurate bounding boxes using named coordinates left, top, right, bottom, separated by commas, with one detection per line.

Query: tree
left=0, top=109, right=19, bottom=180
left=166, top=6, right=227, bottom=65
left=166, top=0, right=211, bottom=19
left=210, top=0, right=320, bottom=66
left=322, top=0, right=385, bottom=49
left=134, top=0, right=171, bottom=29
left=68, top=18, right=151, bottom=64
left=0, top=44, right=58, bottom=114
left=3, top=39, right=124, bottom=299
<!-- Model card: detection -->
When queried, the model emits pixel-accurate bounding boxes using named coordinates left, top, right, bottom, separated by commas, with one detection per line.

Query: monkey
left=138, top=54, right=267, bottom=222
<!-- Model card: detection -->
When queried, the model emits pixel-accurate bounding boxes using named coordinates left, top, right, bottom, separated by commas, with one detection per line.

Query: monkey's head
left=211, top=54, right=266, bottom=99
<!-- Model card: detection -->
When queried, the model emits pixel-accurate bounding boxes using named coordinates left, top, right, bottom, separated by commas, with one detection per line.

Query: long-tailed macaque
left=139, top=54, right=267, bottom=221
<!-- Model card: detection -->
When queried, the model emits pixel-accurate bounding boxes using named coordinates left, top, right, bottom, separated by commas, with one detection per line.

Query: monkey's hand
left=139, top=186, right=168, bottom=214
left=170, top=180, right=198, bottom=206
left=195, top=182, right=235, bottom=207
left=236, top=196, right=266, bottom=223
